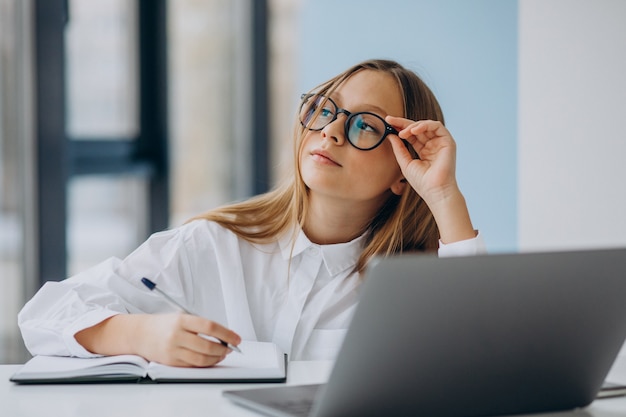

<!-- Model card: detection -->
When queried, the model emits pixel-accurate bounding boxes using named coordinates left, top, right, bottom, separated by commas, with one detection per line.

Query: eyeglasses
left=299, top=94, right=399, bottom=151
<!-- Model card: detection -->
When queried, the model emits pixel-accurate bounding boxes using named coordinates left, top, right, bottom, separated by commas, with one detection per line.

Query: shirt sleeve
left=17, top=225, right=201, bottom=358
left=437, top=231, right=487, bottom=257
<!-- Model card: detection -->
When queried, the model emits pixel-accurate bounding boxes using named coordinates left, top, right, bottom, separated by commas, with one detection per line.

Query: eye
left=308, top=96, right=335, bottom=120
left=353, top=115, right=379, bottom=134
left=319, top=107, right=334, bottom=118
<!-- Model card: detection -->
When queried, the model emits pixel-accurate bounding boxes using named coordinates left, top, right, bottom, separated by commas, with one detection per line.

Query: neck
left=302, top=192, right=388, bottom=245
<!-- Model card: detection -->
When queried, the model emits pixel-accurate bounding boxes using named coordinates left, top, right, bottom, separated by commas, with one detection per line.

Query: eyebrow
left=329, top=92, right=390, bottom=116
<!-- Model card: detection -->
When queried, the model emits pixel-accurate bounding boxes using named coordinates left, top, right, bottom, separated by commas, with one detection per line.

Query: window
left=0, top=0, right=298, bottom=364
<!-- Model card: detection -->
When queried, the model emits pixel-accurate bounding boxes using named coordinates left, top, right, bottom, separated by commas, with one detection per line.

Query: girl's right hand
left=132, top=313, right=241, bottom=367
left=75, top=313, right=242, bottom=367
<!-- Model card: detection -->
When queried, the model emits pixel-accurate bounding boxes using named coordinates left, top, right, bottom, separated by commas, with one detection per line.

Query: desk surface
left=3, top=357, right=626, bottom=417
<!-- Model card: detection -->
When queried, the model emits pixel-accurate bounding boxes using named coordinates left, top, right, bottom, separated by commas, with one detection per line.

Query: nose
left=321, top=111, right=348, bottom=146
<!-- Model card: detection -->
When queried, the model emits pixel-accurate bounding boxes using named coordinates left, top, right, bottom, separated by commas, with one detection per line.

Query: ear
left=390, top=178, right=407, bottom=196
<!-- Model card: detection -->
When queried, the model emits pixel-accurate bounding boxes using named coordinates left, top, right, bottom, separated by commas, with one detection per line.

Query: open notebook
left=10, top=341, right=286, bottom=383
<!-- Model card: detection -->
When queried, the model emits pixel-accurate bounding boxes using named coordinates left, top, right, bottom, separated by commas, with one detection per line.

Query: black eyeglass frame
left=299, top=93, right=400, bottom=151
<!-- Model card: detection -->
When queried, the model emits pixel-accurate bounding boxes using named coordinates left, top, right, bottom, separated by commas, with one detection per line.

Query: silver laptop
left=224, top=248, right=626, bottom=417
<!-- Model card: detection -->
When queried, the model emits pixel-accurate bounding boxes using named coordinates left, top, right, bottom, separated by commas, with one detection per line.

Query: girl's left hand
left=385, top=116, right=458, bottom=206
left=386, top=116, right=477, bottom=244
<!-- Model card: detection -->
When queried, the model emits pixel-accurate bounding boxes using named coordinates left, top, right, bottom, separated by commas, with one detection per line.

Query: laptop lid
left=312, top=248, right=626, bottom=417
left=225, top=248, right=626, bottom=417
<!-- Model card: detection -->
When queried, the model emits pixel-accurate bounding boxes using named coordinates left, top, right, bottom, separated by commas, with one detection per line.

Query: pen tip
left=141, top=277, right=156, bottom=290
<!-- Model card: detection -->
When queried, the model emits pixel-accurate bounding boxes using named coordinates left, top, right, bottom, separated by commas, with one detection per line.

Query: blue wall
left=296, top=0, right=518, bottom=252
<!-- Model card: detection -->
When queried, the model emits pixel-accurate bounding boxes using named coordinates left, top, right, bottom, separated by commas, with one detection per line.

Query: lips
left=311, top=149, right=341, bottom=166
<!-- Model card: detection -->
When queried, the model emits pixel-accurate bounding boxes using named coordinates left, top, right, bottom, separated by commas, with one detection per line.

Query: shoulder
left=137, top=220, right=242, bottom=255
left=132, top=220, right=247, bottom=271
left=163, top=219, right=241, bottom=245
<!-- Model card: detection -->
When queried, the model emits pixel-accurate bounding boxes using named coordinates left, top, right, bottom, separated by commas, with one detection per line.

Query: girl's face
left=299, top=70, right=405, bottom=207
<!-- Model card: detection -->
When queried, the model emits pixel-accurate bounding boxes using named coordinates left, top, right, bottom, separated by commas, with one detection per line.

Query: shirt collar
left=278, top=226, right=366, bottom=275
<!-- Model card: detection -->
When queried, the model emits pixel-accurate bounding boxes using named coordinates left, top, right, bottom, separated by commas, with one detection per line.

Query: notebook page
left=12, top=354, right=149, bottom=380
left=146, top=341, right=285, bottom=380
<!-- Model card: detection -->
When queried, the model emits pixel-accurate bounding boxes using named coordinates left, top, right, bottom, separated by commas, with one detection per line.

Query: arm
left=18, top=223, right=240, bottom=367
left=75, top=313, right=240, bottom=367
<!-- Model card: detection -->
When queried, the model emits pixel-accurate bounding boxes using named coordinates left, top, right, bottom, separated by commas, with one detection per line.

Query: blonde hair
left=191, top=59, right=443, bottom=272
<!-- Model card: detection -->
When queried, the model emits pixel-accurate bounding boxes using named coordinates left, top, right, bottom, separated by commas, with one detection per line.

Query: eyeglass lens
left=299, top=95, right=391, bottom=150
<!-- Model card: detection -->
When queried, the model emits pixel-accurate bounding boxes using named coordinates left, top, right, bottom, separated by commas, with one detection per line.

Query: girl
left=18, top=59, right=485, bottom=367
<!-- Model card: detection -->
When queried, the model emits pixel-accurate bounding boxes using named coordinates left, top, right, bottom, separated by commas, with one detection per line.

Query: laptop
left=224, top=248, right=626, bottom=417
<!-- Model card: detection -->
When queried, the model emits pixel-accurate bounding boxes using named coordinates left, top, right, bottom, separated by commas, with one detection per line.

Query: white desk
left=2, top=357, right=626, bottom=417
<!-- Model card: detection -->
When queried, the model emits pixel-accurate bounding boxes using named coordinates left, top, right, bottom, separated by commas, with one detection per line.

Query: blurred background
left=1, top=0, right=625, bottom=363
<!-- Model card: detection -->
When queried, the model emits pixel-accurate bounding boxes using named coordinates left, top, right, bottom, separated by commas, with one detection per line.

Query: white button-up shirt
left=18, top=220, right=486, bottom=361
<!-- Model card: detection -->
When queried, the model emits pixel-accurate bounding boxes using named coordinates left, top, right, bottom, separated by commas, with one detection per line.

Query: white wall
left=519, top=0, right=626, bottom=251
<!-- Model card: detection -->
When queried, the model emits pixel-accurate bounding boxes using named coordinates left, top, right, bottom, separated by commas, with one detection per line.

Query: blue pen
left=141, top=277, right=242, bottom=353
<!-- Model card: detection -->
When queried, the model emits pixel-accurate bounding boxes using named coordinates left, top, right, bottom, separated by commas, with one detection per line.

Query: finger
left=394, top=121, right=434, bottom=148
left=178, top=329, right=232, bottom=356
left=405, top=120, right=448, bottom=141
left=383, top=116, right=423, bottom=150
left=385, top=115, right=415, bottom=131
left=175, top=345, right=227, bottom=368
left=181, top=315, right=242, bottom=349
left=172, top=329, right=231, bottom=367
left=385, top=116, right=427, bottom=136
left=389, top=135, right=418, bottom=172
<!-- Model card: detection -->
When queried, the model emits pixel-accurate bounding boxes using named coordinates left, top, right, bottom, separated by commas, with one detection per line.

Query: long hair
left=191, top=59, right=443, bottom=272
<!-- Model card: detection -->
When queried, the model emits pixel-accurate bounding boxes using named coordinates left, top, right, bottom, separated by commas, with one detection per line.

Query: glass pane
left=168, top=0, right=236, bottom=223
left=268, top=0, right=299, bottom=181
left=65, top=0, right=138, bottom=139
left=0, top=0, right=30, bottom=363
left=167, top=0, right=298, bottom=224
left=0, top=145, right=24, bottom=363
left=67, top=175, right=148, bottom=275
